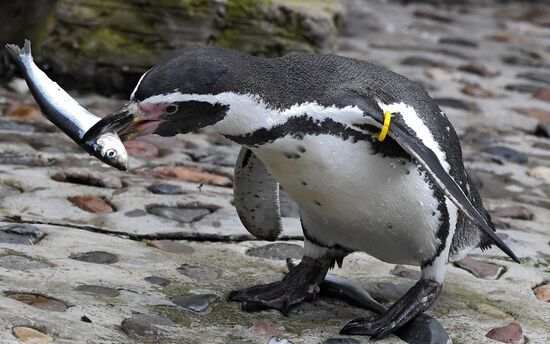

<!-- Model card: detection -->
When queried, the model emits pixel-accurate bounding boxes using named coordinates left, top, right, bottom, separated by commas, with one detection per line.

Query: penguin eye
left=105, top=149, right=117, bottom=159
left=166, top=104, right=178, bottom=114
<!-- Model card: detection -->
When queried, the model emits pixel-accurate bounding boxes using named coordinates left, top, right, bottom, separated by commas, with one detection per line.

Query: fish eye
left=105, top=149, right=117, bottom=159
left=166, top=104, right=178, bottom=114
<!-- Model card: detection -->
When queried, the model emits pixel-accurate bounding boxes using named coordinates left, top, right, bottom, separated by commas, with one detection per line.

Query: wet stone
left=7, top=293, right=68, bottom=312
left=288, top=302, right=334, bottom=320
left=52, top=168, right=122, bottom=189
left=0, top=184, right=21, bottom=198
left=454, top=257, right=504, bottom=279
left=145, top=276, right=171, bottom=287
left=533, top=282, right=550, bottom=302
left=483, top=146, right=528, bottom=164
left=0, top=255, right=50, bottom=270
left=462, top=84, right=495, bottom=98
left=458, top=63, right=499, bottom=77
left=246, top=243, right=304, bottom=260
left=250, top=320, right=290, bottom=337
left=434, top=98, right=477, bottom=111
left=147, top=240, right=195, bottom=255
left=132, top=314, right=175, bottom=327
left=6, top=104, right=41, bottom=119
left=322, top=339, right=361, bottom=344
left=71, top=251, right=119, bottom=264
left=425, top=67, right=452, bottom=81
left=394, top=313, right=451, bottom=344
left=505, top=84, right=543, bottom=94
left=75, top=284, right=120, bottom=297
left=172, top=293, right=219, bottom=313
left=147, top=206, right=211, bottom=223
left=0, top=224, right=45, bottom=244
left=68, top=195, right=114, bottom=214
left=517, top=72, right=550, bottom=85
left=177, top=264, right=217, bottom=281
left=485, top=322, right=523, bottom=343
left=390, top=265, right=421, bottom=280
left=12, top=326, right=52, bottom=343
left=147, top=183, right=185, bottom=195
left=121, top=317, right=169, bottom=338
left=492, top=206, right=533, bottom=220
left=413, top=8, right=452, bottom=22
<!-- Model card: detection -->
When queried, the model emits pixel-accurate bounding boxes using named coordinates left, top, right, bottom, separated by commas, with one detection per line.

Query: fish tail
left=5, top=39, right=32, bottom=60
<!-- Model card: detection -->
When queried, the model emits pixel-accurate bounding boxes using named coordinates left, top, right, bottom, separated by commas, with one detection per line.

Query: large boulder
left=3, top=0, right=343, bottom=95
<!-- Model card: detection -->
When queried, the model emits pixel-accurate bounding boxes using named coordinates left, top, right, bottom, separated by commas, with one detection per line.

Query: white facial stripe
left=378, top=102, right=450, bottom=172
left=141, top=92, right=366, bottom=136
left=130, top=69, right=150, bottom=100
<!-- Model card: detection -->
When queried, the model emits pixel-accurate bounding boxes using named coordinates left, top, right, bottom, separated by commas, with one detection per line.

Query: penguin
left=84, top=47, right=519, bottom=339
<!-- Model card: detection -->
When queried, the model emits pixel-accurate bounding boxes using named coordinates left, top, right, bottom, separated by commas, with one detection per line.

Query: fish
left=4, top=40, right=128, bottom=171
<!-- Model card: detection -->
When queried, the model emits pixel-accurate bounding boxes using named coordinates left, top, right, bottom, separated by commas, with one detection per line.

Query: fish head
left=88, top=132, right=128, bottom=171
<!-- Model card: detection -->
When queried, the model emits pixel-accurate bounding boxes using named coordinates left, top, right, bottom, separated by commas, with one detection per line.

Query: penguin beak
left=83, top=104, right=157, bottom=142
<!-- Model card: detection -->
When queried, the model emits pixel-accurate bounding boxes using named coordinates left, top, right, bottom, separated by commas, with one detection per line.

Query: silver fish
left=5, top=40, right=128, bottom=171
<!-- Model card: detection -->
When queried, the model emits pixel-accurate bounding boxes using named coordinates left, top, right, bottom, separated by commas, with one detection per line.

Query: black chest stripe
left=224, top=115, right=412, bottom=160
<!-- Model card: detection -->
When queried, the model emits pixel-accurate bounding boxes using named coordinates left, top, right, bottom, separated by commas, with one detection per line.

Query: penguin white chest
left=252, top=134, right=444, bottom=265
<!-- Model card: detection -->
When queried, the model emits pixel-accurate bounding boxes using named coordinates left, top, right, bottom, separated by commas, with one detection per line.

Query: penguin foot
left=339, top=279, right=441, bottom=339
left=228, top=256, right=332, bottom=315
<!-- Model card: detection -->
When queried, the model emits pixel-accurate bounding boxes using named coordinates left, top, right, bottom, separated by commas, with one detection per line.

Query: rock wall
left=3, top=0, right=343, bottom=96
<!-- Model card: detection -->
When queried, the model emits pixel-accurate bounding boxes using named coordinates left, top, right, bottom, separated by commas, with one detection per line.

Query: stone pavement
left=1, top=0, right=550, bottom=343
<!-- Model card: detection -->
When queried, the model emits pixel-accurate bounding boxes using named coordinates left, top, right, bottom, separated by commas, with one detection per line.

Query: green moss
left=153, top=305, right=193, bottom=327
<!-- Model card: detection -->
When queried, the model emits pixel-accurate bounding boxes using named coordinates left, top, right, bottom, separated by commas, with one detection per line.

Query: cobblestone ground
left=1, top=1, right=550, bottom=343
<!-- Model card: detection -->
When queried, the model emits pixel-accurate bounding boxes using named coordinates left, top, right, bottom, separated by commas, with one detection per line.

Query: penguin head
left=84, top=48, right=230, bottom=141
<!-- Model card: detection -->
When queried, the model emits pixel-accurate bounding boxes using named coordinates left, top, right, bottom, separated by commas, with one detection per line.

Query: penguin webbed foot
left=340, top=279, right=441, bottom=339
left=228, top=256, right=331, bottom=315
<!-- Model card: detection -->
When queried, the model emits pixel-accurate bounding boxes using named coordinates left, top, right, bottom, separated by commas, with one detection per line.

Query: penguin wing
left=347, top=96, right=520, bottom=263
left=234, top=147, right=282, bottom=241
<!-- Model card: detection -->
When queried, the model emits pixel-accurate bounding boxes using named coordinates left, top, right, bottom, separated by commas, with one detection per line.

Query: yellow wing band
left=378, top=111, right=392, bottom=142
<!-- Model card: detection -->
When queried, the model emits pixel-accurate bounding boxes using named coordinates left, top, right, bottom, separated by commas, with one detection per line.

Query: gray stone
left=0, top=255, right=49, bottom=270
left=0, top=120, right=44, bottom=133
left=483, top=146, right=528, bottom=164
left=147, top=206, right=211, bottom=223
left=390, top=265, right=421, bottom=280
left=505, top=84, right=543, bottom=94
left=75, top=284, right=120, bottom=297
left=246, top=243, right=303, bottom=260
left=51, top=168, right=123, bottom=189
left=176, top=264, right=217, bottom=281
left=124, top=209, right=147, bottom=218
left=517, top=72, right=550, bottom=85
left=121, top=317, right=169, bottom=338
left=172, top=294, right=219, bottom=313
left=394, top=313, right=451, bottom=344
left=71, top=251, right=119, bottom=264
left=147, top=184, right=185, bottom=195
left=322, top=339, right=361, bottom=344
left=401, top=56, right=447, bottom=68
left=492, top=206, right=533, bottom=220
left=438, top=37, right=478, bottom=47
left=434, top=98, right=477, bottom=111
left=0, top=224, right=45, bottom=244
left=144, top=276, right=171, bottom=287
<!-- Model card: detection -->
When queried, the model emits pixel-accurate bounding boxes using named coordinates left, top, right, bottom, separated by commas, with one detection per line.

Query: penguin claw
left=228, top=256, right=331, bottom=315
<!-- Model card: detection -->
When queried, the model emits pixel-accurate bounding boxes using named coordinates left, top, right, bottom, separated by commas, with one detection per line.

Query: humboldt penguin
left=84, top=47, right=519, bottom=339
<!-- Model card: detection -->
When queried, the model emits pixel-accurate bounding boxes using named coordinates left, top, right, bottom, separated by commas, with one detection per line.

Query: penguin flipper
left=347, top=96, right=520, bottom=263
left=234, top=147, right=282, bottom=241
